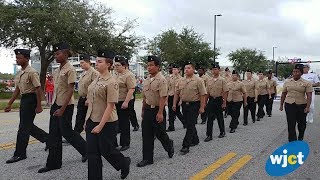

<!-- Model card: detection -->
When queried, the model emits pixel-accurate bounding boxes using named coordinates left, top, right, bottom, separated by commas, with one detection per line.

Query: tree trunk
left=39, top=46, right=53, bottom=92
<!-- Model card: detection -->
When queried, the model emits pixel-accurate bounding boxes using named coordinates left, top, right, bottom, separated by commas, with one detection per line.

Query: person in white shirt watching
left=301, top=64, right=320, bottom=123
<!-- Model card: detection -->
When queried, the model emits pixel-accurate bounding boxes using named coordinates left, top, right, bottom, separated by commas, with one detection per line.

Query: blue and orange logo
left=265, top=141, right=309, bottom=176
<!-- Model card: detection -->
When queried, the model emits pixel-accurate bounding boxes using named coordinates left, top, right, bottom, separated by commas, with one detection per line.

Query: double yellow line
left=190, top=152, right=252, bottom=180
left=0, top=139, right=39, bottom=150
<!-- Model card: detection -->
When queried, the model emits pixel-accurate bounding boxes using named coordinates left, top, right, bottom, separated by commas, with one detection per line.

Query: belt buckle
left=151, top=105, right=155, bottom=108
left=186, top=102, right=189, bottom=105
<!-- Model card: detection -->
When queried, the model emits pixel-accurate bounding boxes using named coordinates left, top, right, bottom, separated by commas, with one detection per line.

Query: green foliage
left=146, top=27, right=219, bottom=69
left=0, top=102, right=20, bottom=110
left=0, top=73, right=14, bottom=80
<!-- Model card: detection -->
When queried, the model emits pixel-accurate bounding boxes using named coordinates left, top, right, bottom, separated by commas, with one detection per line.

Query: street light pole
left=272, top=46, right=277, bottom=61
left=213, top=14, right=222, bottom=65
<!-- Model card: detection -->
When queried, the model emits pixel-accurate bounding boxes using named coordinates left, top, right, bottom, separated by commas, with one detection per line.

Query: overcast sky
left=1, top=0, right=320, bottom=73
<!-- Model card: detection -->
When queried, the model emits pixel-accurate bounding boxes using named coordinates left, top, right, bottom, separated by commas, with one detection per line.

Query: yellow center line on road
left=189, top=152, right=237, bottom=180
left=215, top=155, right=253, bottom=180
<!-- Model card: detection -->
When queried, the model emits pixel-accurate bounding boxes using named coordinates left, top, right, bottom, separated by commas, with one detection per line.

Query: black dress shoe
left=243, top=123, right=248, bottom=126
left=82, top=156, right=87, bottom=163
left=121, top=157, right=131, bottom=179
left=180, top=147, right=189, bottom=155
left=6, top=156, right=27, bottom=164
left=190, top=142, right=199, bottom=147
left=268, top=115, right=271, bottom=117
left=136, top=160, right=153, bottom=167
left=204, top=136, right=212, bottom=142
left=230, top=129, right=236, bottom=133
left=252, top=120, right=255, bottom=123
left=133, top=126, right=139, bottom=132
left=38, top=166, right=61, bottom=173
left=218, top=132, right=226, bottom=138
left=120, top=146, right=130, bottom=151
left=257, top=118, right=260, bottom=121
left=166, top=127, right=175, bottom=132
left=168, top=140, right=174, bottom=158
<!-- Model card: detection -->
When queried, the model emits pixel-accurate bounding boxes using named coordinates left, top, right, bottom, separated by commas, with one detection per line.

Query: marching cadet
left=204, top=63, right=227, bottom=142
left=129, top=85, right=140, bottom=131
left=38, top=42, right=87, bottom=173
left=197, top=66, right=210, bottom=124
left=174, top=61, right=207, bottom=155
left=84, top=50, right=131, bottom=179
left=74, top=54, right=98, bottom=134
left=266, top=70, right=278, bottom=117
left=137, top=55, right=174, bottom=167
left=256, top=71, right=271, bottom=121
left=227, top=70, right=247, bottom=133
left=280, top=64, right=312, bottom=142
left=167, top=64, right=185, bottom=131
left=301, top=64, right=320, bottom=123
left=5, top=49, right=49, bottom=164
left=242, top=70, right=258, bottom=125
left=114, top=56, right=136, bottom=151
left=224, top=67, right=232, bottom=118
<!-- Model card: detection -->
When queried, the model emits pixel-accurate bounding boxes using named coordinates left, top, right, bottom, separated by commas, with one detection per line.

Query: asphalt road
left=0, top=97, right=319, bottom=180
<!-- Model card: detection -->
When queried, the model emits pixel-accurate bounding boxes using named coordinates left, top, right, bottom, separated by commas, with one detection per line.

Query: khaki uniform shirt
left=266, top=78, right=278, bottom=94
left=283, top=78, right=313, bottom=105
left=200, top=74, right=210, bottom=87
left=142, top=72, right=168, bottom=106
left=168, top=74, right=182, bottom=96
left=243, top=79, right=258, bottom=98
left=14, top=65, right=40, bottom=94
left=115, top=70, right=136, bottom=102
left=224, top=75, right=233, bottom=83
left=52, top=62, right=76, bottom=106
left=227, top=80, right=246, bottom=102
left=256, top=79, right=270, bottom=95
left=175, top=75, right=207, bottom=102
left=206, top=76, right=228, bottom=97
left=86, top=73, right=119, bottom=122
left=78, top=67, right=98, bottom=97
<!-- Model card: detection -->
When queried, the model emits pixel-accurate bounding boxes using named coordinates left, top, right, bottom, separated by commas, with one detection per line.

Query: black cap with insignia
left=97, top=49, right=115, bottom=59
left=294, top=64, right=304, bottom=73
left=211, top=63, right=220, bottom=69
left=79, top=54, right=90, bottom=61
left=14, top=49, right=31, bottom=58
left=267, top=70, right=273, bottom=74
left=258, top=70, right=264, bottom=74
left=147, top=55, right=161, bottom=65
left=53, top=42, right=70, bottom=52
left=232, top=70, right=238, bottom=75
left=171, top=64, right=179, bottom=68
left=184, top=61, right=194, bottom=66
left=115, top=56, right=129, bottom=65
left=225, top=67, right=230, bottom=72
left=246, top=69, right=252, bottom=73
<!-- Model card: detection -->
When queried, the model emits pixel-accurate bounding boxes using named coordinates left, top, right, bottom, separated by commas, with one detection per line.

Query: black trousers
left=229, top=101, right=243, bottom=129
left=182, top=101, right=200, bottom=148
left=46, top=103, right=86, bottom=168
left=168, top=95, right=184, bottom=128
left=257, top=94, right=268, bottom=118
left=201, top=105, right=208, bottom=123
left=116, top=101, right=130, bottom=146
left=225, top=101, right=231, bottom=116
left=266, top=93, right=275, bottom=116
left=86, top=119, right=126, bottom=180
left=14, top=93, right=48, bottom=157
left=243, top=97, right=256, bottom=123
left=129, top=98, right=139, bottom=128
left=142, top=105, right=173, bottom=162
left=74, top=97, right=88, bottom=133
left=207, top=97, right=225, bottom=136
left=285, top=103, right=307, bottom=142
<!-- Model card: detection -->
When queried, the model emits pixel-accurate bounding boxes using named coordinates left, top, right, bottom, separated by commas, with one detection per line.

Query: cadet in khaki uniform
left=197, top=66, right=210, bottom=124
left=266, top=70, right=278, bottom=117
left=256, top=71, right=271, bottom=121
left=137, top=56, right=174, bottom=167
left=167, top=64, right=185, bottom=131
left=280, top=64, right=312, bottom=142
left=204, top=63, right=228, bottom=142
left=5, top=49, right=48, bottom=164
left=74, top=54, right=98, bottom=134
left=224, top=67, right=232, bottom=118
left=174, top=61, right=207, bottom=155
left=242, top=69, right=258, bottom=125
left=227, top=70, right=247, bottom=133
left=38, top=42, right=87, bottom=173
left=84, top=50, right=130, bottom=180
left=114, top=56, right=136, bottom=151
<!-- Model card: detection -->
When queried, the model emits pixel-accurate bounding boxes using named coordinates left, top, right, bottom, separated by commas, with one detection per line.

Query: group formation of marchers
left=4, top=42, right=319, bottom=180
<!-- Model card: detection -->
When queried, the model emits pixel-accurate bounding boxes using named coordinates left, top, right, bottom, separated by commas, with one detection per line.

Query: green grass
left=0, top=102, right=20, bottom=110
left=0, top=92, right=20, bottom=99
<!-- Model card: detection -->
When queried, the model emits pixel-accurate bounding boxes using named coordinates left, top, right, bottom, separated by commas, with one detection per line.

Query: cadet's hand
left=156, top=112, right=164, bottom=123
left=304, top=107, right=310, bottom=113
left=141, top=110, right=144, bottom=120
left=35, top=106, right=43, bottom=114
left=222, top=102, right=226, bottom=109
left=165, top=101, right=168, bottom=106
left=172, top=105, right=176, bottom=112
left=53, top=108, right=65, bottom=117
left=269, top=95, right=272, bottom=99
left=83, top=122, right=86, bottom=131
left=254, top=98, right=258, bottom=102
left=178, top=101, right=182, bottom=106
left=4, top=105, right=12, bottom=112
left=279, top=106, right=283, bottom=111
left=199, top=108, right=205, bottom=114
left=244, top=102, right=248, bottom=107
left=121, top=101, right=129, bottom=109
left=91, top=124, right=103, bottom=134
left=85, top=100, right=89, bottom=106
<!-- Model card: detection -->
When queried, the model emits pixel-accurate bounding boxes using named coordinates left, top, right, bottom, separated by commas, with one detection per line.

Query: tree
left=0, top=0, right=143, bottom=89
left=267, top=57, right=295, bottom=79
left=146, top=27, right=219, bottom=69
left=228, top=48, right=269, bottom=77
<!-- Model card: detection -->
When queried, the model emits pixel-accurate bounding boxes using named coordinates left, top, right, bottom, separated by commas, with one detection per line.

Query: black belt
left=209, top=96, right=222, bottom=99
left=79, top=96, right=87, bottom=99
left=21, top=93, right=36, bottom=97
left=182, top=101, right=200, bottom=105
left=145, top=104, right=159, bottom=109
